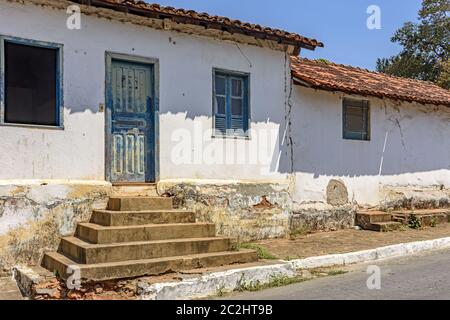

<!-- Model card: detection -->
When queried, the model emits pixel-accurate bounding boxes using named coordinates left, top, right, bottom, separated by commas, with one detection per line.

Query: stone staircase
left=356, top=208, right=450, bottom=232
left=391, top=209, right=450, bottom=226
left=356, top=211, right=402, bottom=232
left=41, top=186, right=257, bottom=282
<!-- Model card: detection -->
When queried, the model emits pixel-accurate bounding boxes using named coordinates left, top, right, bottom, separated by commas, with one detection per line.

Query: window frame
left=0, top=35, right=64, bottom=130
left=212, top=68, right=250, bottom=139
left=342, top=97, right=370, bottom=141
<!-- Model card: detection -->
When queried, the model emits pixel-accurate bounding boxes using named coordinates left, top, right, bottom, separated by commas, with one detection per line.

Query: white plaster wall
left=291, top=86, right=450, bottom=206
left=0, top=1, right=289, bottom=182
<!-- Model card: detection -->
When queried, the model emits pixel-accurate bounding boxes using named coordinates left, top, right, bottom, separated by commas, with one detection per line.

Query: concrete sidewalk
left=253, top=223, right=450, bottom=260
left=0, top=277, right=23, bottom=300
left=138, top=235, right=450, bottom=299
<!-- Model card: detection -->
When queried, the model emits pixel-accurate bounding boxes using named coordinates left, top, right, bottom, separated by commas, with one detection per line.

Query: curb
left=137, top=236, right=450, bottom=300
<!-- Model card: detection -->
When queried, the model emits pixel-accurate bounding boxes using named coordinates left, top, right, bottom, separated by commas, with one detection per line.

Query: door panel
left=110, top=60, right=154, bottom=183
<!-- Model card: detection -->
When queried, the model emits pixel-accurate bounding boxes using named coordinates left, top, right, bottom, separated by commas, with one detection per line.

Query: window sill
left=343, top=137, right=371, bottom=142
left=0, top=122, right=64, bottom=130
left=212, top=134, right=251, bottom=141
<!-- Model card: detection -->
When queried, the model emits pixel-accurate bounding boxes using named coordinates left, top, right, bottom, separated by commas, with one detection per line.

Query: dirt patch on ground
left=254, top=223, right=450, bottom=260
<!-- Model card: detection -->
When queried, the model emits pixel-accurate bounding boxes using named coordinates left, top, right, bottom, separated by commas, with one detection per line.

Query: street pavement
left=223, top=248, right=450, bottom=300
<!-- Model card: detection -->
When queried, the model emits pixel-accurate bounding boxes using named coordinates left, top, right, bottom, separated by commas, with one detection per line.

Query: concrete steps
left=59, top=236, right=235, bottom=264
left=111, top=184, right=158, bottom=197
left=391, top=209, right=450, bottom=226
left=356, top=211, right=402, bottom=232
left=42, top=189, right=258, bottom=281
left=90, top=209, right=196, bottom=226
left=356, top=208, right=450, bottom=231
left=364, top=221, right=403, bottom=232
left=76, top=222, right=216, bottom=244
left=108, top=197, right=173, bottom=211
left=42, top=249, right=258, bottom=281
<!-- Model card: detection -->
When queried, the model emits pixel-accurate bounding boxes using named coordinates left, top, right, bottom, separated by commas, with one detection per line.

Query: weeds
left=215, top=284, right=227, bottom=297
left=289, top=225, right=312, bottom=240
left=238, top=243, right=278, bottom=260
left=408, top=214, right=422, bottom=229
left=430, top=217, right=438, bottom=227
left=325, top=270, right=348, bottom=276
left=234, top=269, right=348, bottom=294
left=236, top=274, right=306, bottom=292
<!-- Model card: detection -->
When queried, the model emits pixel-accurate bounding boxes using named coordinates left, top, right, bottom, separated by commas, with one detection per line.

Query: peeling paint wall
left=158, top=180, right=292, bottom=241
left=0, top=181, right=109, bottom=272
left=1, top=0, right=448, bottom=269
left=0, top=1, right=293, bottom=267
left=0, top=0, right=289, bottom=182
left=291, top=86, right=450, bottom=208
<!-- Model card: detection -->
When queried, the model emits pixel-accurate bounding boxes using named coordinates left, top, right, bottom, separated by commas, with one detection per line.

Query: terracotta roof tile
left=291, top=57, right=450, bottom=107
left=70, top=0, right=323, bottom=50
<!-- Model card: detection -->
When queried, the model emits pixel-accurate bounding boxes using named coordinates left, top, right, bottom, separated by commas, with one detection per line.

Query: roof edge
left=291, top=57, right=450, bottom=107
left=68, top=0, right=324, bottom=51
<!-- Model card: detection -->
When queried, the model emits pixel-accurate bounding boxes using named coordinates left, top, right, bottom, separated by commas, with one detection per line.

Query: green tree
left=376, top=0, right=449, bottom=88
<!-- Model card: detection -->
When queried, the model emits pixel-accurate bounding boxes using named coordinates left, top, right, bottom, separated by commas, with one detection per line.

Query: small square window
left=343, top=98, right=370, bottom=141
left=213, top=70, right=249, bottom=137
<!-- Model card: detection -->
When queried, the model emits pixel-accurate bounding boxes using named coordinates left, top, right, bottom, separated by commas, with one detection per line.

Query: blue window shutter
left=229, top=77, right=241, bottom=132
left=213, top=71, right=249, bottom=136
left=243, top=76, right=249, bottom=132
left=215, top=114, right=226, bottom=134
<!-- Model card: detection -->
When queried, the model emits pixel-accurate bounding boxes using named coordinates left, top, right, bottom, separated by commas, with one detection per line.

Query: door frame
left=105, top=52, right=160, bottom=183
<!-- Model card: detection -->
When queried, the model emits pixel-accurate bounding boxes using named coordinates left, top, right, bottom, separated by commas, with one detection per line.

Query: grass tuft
left=238, top=243, right=278, bottom=260
left=236, top=274, right=306, bottom=292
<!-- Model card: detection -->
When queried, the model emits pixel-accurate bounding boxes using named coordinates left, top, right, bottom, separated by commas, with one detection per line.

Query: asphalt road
left=223, top=248, right=450, bottom=300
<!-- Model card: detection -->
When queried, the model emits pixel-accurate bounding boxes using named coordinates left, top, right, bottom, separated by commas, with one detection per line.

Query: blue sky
left=155, top=0, right=422, bottom=70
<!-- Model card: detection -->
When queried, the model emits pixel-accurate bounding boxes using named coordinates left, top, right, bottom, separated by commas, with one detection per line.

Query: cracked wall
left=290, top=86, right=450, bottom=208
left=158, top=180, right=293, bottom=242
left=0, top=182, right=109, bottom=273
left=0, top=0, right=288, bottom=183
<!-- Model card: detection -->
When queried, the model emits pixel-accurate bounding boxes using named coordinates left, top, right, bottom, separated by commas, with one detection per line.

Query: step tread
left=371, top=221, right=402, bottom=225
left=78, top=222, right=214, bottom=231
left=62, top=236, right=234, bottom=249
left=94, top=209, right=193, bottom=214
left=357, top=211, right=391, bottom=216
left=43, top=249, right=258, bottom=281
left=45, top=249, right=256, bottom=269
left=392, top=209, right=450, bottom=214
left=112, top=183, right=157, bottom=186
left=109, top=196, right=170, bottom=200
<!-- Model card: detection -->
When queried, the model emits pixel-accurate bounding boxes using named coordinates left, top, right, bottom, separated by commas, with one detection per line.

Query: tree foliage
left=376, top=0, right=449, bottom=88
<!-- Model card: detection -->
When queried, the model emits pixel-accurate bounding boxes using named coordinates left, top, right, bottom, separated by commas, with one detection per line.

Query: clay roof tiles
left=291, top=56, right=450, bottom=107
left=69, top=0, right=323, bottom=50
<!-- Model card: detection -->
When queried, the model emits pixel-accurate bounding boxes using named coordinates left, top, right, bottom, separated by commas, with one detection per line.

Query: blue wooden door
left=110, top=60, right=154, bottom=183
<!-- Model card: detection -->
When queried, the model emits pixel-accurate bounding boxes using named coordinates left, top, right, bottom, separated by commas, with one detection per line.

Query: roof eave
left=69, top=0, right=323, bottom=51
left=292, top=77, right=450, bottom=107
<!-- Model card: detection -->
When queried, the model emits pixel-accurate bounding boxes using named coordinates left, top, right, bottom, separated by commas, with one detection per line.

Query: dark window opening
left=343, top=98, right=370, bottom=141
left=5, top=42, right=58, bottom=126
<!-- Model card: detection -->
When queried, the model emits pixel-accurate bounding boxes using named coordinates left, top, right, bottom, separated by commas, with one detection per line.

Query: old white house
left=0, top=0, right=449, bottom=273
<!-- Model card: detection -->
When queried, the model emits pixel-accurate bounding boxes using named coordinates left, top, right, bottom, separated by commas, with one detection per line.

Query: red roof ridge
left=292, top=56, right=438, bottom=86
left=291, top=56, right=450, bottom=107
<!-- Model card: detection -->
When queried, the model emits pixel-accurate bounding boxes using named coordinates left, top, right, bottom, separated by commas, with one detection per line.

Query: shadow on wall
left=158, top=111, right=286, bottom=178
left=64, top=81, right=449, bottom=181
left=279, top=87, right=450, bottom=179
